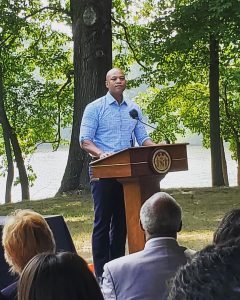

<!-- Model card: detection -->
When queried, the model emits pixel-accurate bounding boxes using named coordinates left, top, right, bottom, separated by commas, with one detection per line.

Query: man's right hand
left=99, top=152, right=114, bottom=159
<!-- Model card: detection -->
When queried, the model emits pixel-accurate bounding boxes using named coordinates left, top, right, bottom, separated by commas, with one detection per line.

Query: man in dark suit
left=101, top=192, right=195, bottom=300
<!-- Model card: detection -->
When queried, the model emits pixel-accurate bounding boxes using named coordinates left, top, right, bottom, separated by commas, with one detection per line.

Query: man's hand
left=99, top=152, right=114, bottom=159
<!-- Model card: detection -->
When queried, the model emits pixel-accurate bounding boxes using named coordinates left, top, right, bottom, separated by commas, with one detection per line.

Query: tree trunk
left=220, top=138, right=229, bottom=186
left=58, top=0, right=112, bottom=194
left=237, top=141, right=240, bottom=186
left=0, top=65, right=14, bottom=203
left=10, top=131, right=30, bottom=200
left=3, top=133, right=14, bottom=203
left=0, top=64, right=30, bottom=201
left=209, top=36, right=224, bottom=186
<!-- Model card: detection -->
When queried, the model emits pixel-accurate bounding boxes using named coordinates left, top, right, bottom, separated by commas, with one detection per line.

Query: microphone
left=129, top=109, right=156, bottom=130
left=129, top=109, right=170, bottom=144
left=129, top=109, right=139, bottom=120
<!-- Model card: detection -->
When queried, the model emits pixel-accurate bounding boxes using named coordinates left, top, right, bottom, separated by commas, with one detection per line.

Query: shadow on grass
left=1, top=187, right=240, bottom=257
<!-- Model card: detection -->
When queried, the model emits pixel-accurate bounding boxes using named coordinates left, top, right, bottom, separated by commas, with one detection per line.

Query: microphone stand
left=134, top=117, right=170, bottom=145
left=129, top=109, right=170, bottom=144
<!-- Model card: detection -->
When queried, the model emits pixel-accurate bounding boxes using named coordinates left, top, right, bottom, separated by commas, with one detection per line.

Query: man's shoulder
left=86, top=95, right=106, bottom=108
left=124, top=98, right=140, bottom=109
left=105, top=250, right=143, bottom=271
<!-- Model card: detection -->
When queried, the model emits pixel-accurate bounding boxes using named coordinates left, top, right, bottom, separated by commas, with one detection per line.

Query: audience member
left=213, top=208, right=240, bottom=245
left=101, top=192, right=194, bottom=300
left=168, top=239, right=240, bottom=300
left=1, top=209, right=56, bottom=300
left=18, top=252, right=104, bottom=300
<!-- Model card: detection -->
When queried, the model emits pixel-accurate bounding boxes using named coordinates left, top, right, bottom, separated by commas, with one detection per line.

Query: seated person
left=101, top=192, right=195, bottom=300
left=1, top=209, right=56, bottom=300
left=213, top=208, right=240, bottom=245
left=18, top=252, right=104, bottom=300
left=168, top=239, right=240, bottom=300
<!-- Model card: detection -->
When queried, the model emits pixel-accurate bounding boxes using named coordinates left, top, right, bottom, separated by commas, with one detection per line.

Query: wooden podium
left=90, top=143, right=188, bottom=253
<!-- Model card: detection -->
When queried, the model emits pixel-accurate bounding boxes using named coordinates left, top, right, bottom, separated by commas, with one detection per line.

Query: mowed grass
left=0, top=186, right=240, bottom=262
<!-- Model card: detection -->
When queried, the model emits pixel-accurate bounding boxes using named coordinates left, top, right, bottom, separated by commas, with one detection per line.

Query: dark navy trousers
left=91, top=178, right=127, bottom=277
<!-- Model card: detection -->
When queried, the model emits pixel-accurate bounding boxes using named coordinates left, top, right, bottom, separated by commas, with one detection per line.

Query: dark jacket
left=1, top=281, right=17, bottom=300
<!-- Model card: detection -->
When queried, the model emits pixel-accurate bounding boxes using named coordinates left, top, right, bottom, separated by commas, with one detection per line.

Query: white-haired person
left=101, top=192, right=195, bottom=300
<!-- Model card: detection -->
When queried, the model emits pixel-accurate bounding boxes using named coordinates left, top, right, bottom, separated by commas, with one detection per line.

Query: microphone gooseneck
left=129, top=108, right=170, bottom=144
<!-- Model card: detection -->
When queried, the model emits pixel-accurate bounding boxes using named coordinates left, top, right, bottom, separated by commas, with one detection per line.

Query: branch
left=111, top=16, right=148, bottom=71
left=222, top=83, right=239, bottom=141
left=0, top=5, right=71, bottom=49
left=23, top=6, right=71, bottom=20
left=54, top=71, right=73, bottom=150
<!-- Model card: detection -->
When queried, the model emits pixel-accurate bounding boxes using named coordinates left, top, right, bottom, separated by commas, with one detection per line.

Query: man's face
left=105, top=69, right=126, bottom=96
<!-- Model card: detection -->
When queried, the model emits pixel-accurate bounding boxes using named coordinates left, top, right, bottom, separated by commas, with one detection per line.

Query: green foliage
left=113, top=0, right=240, bottom=165
left=0, top=0, right=73, bottom=188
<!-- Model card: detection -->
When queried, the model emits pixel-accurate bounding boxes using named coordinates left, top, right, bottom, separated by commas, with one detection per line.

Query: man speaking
left=80, top=68, right=155, bottom=281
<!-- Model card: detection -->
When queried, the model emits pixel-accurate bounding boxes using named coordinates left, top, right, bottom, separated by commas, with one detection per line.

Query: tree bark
left=237, top=141, right=240, bottom=186
left=220, top=138, right=229, bottom=186
left=209, top=36, right=224, bottom=186
left=0, top=65, right=14, bottom=203
left=58, top=0, right=112, bottom=194
left=10, top=130, right=30, bottom=200
left=3, top=132, right=14, bottom=203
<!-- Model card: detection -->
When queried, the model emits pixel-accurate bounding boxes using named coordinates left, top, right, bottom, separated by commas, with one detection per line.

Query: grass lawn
left=1, top=186, right=240, bottom=262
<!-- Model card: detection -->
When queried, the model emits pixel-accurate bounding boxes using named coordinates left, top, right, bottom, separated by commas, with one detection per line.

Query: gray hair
left=140, top=192, right=182, bottom=234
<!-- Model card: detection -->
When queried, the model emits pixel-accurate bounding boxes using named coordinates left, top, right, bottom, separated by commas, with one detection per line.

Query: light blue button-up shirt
left=80, top=92, right=150, bottom=153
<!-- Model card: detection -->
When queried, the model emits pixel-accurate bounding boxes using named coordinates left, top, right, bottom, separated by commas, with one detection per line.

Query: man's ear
left=139, top=219, right=144, bottom=232
left=105, top=81, right=108, bottom=88
left=177, top=220, right=182, bottom=232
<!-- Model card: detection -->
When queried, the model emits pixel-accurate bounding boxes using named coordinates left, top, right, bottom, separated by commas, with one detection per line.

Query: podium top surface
left=90, top=143, right=188, bottom=179
left=90, top=143, right=188, bottom=166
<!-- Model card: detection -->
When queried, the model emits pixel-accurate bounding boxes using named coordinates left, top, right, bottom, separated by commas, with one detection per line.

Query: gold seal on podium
left=151, top=149, right=171, bottom=174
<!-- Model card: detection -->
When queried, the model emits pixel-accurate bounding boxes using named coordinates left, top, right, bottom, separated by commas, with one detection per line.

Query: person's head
left=2, top=209, right=56, bottom=274
left=213, top=209, right=240, bottom=245
left=18, top=252, right=104, bottom=300
left=168, top=242, right=240, bottom=300
left=105, top=68, right=126, bottom=101
left=140, top=192, right=182, bottom=239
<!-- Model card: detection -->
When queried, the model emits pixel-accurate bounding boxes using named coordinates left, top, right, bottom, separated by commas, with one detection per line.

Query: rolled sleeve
left=80, top=104, right=98, bottom=143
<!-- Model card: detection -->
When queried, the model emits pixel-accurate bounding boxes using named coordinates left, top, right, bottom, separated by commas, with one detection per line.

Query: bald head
left=140, top=192, right=182, bottom=237
left=105, top=68, right=126, bottom=101
left=105, top=68, right=124, bottom=81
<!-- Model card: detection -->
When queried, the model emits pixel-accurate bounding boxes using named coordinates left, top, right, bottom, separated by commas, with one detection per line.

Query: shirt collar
left=106, top=91, right=129, bottom=106
left=145, top=236, right=176, bottom=246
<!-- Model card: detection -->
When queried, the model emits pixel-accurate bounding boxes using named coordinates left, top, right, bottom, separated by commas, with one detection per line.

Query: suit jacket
left=102, top=238, right=193, bottom=300
left=1, top=281, right=17, bottom=300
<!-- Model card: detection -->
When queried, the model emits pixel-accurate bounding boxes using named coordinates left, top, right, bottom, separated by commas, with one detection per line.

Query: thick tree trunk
left=58, top=0, right=112, bottom=193
left=0, top=64, right=30, bottom=201
left=209, top=36, right=224, bottom=186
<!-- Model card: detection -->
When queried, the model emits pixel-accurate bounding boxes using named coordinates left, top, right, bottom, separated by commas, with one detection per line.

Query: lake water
left=0, top=145, right=238, bottom=204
